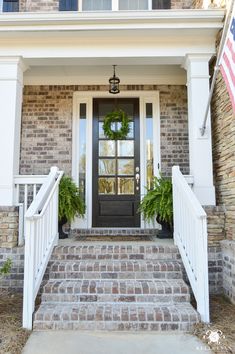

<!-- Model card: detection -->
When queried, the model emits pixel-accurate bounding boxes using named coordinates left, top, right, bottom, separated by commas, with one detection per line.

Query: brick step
left=49, top=260, right=183, bottom=280
left=41, top=279, right=190, bottom=304
left=51, top=243, right=180, bottom=261
left=33, top=302, right=199, bottom=331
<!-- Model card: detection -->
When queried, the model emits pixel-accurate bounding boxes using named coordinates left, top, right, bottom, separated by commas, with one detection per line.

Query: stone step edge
left=33, top=321, right=196, bottom=332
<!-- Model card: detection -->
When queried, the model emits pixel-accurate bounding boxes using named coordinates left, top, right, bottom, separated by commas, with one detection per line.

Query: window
left=119, top=0, right=148, bottom=10
left=3, top=0, right=19, bottom=12
left=152, top=0, right=171, bottom=9
left=59, top=0, right=78, bottom=11
left=58, top=0, right=171, bottom=11
left=145, top=103, right=154, bottom=190
left=82, top=0, right=112, bottom=11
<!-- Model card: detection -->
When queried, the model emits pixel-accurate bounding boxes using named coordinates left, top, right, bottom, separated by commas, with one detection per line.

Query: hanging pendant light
left=109, top=65, right=120, bottom=94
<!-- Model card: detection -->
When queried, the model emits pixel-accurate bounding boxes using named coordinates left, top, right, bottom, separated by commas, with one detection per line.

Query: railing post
left=172, top=166, right=180, bottom=247
left=196, top=216, right=210, bottom=323
left=23, top=220, right=35, bottom=330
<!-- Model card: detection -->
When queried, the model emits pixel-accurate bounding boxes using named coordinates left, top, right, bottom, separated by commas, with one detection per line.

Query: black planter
left=156, top=216, right=173, bottom=239
left=58, top=217, right=68, bottom=239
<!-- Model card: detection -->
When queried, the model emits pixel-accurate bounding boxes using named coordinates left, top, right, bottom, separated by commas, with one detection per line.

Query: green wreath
left=103, top=109, right=130, bottom=140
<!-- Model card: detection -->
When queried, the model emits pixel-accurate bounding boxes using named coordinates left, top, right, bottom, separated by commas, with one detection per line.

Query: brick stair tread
left=43, top=279, right=189, bottom=295
left=51, top=244, right=180, bottom=260
left=50, top=259, right=183, bottom=272
left=41, top=279, right=190, bottom=303
left=34, top=302, right=199, bottom=331
left=54, top=243, right=179, bottom=253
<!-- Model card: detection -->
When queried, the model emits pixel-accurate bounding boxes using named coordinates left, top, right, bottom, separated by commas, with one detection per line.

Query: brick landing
left=34, top=241, right=200, bottom=331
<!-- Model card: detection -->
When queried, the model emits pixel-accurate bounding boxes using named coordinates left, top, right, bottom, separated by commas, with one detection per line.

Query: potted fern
left=59, top=176, right=85, bottom=239
left=139, top=175, right=173, bottom=238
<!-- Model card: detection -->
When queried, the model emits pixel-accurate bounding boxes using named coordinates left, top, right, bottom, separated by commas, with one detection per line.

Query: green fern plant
left=139, top=175, right=173, bottom=227
left=0, top=258, right=12, bottom=278
left=59, top=176, right=85, bottom=223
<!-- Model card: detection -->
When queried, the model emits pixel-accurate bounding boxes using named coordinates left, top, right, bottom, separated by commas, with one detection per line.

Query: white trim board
left=72, top=91, right=160, bottom=229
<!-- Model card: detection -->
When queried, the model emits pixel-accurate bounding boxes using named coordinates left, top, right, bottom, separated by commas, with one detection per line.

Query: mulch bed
left=0, top=291, right=31, bottom=354
left=193, top=295, right=235, bottom=354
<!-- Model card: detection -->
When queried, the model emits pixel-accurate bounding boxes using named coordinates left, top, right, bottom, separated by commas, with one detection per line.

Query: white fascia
left=0, top=9, right=225, bottom=32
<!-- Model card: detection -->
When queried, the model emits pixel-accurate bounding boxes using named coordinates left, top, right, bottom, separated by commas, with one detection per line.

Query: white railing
left=14, top=175, right=47, bottom=246
left=14, top=175, right=47, bottom=214
left=23, top=166, right=64, bottom=330
left=172, top=166, right=209, bottom=323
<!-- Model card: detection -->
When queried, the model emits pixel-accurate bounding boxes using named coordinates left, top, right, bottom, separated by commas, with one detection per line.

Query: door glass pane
left=99, top=159, right=115, bottom=175
left=116, top=121, right=134, bottom=138
left=118, top=178, right=134, bottom=195
left=118, top=159, right=134, bottom=175
left=146, top=103, right=154, bottom=189
left=99, top=178, right=116, bottom=194
left=118, top=141, right=134, bottom=157
left=119, top=0, right=148, bottom=10
left=83, top=0, right=112, bottom=10
left=99, top=141, right=115, bottom=157
left=99, top=122, right=105, bottom=138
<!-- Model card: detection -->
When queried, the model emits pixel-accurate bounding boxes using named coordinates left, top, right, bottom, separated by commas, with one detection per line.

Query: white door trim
left=72, top=90, right=160, bottom=229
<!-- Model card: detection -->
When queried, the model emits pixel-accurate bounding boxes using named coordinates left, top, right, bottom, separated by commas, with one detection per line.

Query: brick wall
left=19, top=0, right=194, bottom=12
left=20, top=85, right=189, bottom=177
left=0, top=247, right=24, bottom=293
left=20, top=0, right=59, bottom=12
left=221, top=240, right=235, bottom=303
left=0, top=207, right=19, bottom=248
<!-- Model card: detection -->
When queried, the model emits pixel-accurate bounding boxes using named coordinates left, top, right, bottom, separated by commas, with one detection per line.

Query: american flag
left=220, top=7, right=235, bottom=112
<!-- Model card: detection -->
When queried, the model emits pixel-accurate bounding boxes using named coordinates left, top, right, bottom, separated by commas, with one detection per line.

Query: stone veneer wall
left=210, top=26, right=235, bottom=303
left=20, top=85, right=189, bottom=177
left=0, top=207, right=19, bottom=248
left=19, top=0, right=194, bottom=12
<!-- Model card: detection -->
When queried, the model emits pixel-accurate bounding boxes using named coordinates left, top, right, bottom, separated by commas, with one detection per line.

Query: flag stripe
left=221, top=65, right=235, bottom=112
left=220, top=14, right=235, bottom=113
left=222, top=52, right=235, bottom=88
left=227, top=39, right=235, bottom=64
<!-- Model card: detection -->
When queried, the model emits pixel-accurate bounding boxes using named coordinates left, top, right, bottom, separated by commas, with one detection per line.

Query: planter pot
left=156, top=216, right=173, bottom=239
left=58, top=217, right=68, bottom=239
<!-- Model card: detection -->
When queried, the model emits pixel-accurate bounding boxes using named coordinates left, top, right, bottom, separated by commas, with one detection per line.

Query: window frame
left=1, top=0, right=19, bottom=12
left=60, top=0, right=170, bottom=12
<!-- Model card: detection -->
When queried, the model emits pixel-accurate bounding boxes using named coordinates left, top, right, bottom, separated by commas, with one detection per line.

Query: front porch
left=0, top=9, right=225, bottom=330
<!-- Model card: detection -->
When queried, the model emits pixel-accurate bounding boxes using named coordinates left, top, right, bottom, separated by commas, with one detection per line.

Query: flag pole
left=200, top=1, right=234, bottom=136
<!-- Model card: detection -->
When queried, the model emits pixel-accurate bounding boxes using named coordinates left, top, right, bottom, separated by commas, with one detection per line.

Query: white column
left=183, top=54, right=215, bottom=206
left=0, top=57, right=26, bottom=206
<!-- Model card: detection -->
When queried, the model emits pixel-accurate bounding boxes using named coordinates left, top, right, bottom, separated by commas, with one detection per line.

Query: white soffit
left=23, top=64, right=186, bottom=85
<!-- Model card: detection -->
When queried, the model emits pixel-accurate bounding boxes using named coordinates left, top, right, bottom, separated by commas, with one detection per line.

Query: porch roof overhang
left=0, top=9, right=225, bottom=84
left=0, top=10, right=225, bottom=32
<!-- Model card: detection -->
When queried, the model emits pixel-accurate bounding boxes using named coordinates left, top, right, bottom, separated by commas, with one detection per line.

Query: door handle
left=135, top=173, right=140, bottom=185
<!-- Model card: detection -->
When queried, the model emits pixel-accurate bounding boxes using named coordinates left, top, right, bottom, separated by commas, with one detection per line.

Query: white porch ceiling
left=24, top=64, right=186, bottom=85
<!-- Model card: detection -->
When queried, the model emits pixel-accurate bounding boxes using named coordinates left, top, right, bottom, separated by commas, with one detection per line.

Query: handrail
left=172, top=166, right=209, bottom=323
left=22, top=166, right=64, bottom=330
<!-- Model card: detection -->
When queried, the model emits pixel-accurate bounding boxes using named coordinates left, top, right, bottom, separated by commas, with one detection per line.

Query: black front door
left=92, top=98, right=140, bottom=227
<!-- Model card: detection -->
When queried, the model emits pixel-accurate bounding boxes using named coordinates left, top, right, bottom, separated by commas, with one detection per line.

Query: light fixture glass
left=109, top=65, right=120, bottom=94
